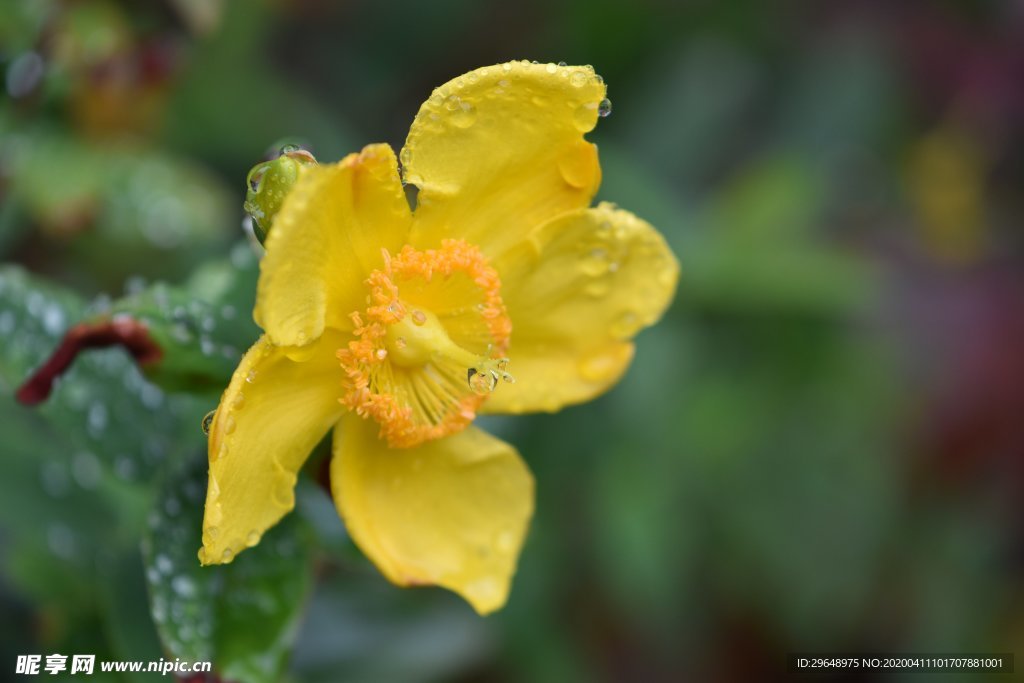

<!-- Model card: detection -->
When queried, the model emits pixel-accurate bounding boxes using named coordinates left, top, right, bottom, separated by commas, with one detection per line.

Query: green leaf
left=108, top=243, right=261, bottom=393
left=95, top=551, right=166, bottom=682
left=0, top=265, right=208, bottom=492
left=114, top=241, right=260, bottom=392
left=143, top=455, right=313, bottom=683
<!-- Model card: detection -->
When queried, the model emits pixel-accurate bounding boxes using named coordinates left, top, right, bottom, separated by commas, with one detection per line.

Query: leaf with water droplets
left=1, top=265, right=208, bottom=492
left=144, top=456, right=313, bottom=683
left=16, top=241, right=261, bottom=402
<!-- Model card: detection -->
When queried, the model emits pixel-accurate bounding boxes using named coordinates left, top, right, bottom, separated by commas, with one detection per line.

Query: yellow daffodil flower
left=199, top=61, right=679, bottom=614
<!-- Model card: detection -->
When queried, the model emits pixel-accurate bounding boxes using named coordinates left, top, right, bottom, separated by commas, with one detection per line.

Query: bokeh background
left=2, top=1, right=1024, bottom=681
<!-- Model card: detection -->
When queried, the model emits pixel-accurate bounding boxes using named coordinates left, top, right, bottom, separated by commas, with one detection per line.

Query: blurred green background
left=2, top=0, right=1023, bottom=681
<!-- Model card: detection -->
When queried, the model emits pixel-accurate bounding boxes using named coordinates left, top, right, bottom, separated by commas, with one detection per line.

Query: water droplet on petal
left=578, top=346, right=630, bottom=382
left=610, top=311, right=641, bottom=339
left=223, top=415, right=236, bottom=434
left=246, top=530, right=261, bottom=547
left=569, top=70, right=588, bottom=87
left=495, top=530, right=516, bottom=555
left=598, top=97, right=612, bottom=117
left=545, top=63, right=557, bottom=74
left=451, top=100, right=477, bottom=129
left=468, top=368, right=498, bottom=395
left=411, top=310, right=427, bottom=326
left=375, top=348, right=388, bottom=360
left=245, top=369, right=257, bottom=383
left=573, top=101, right=599, bottom=131
left=465, top=577, right=500, bottom=606
left=558, top=140, right=598, bottom=188
left=201, top=411, right=215, bottom=435
left=221, top=548, right=233, bottom=562
left=581, top=247, right=610, bottom=277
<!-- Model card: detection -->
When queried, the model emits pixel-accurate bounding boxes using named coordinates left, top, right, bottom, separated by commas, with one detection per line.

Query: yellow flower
left=198, top=61, right=679, bottom=614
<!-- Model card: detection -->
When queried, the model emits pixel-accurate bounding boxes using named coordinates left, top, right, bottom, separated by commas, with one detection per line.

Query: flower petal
left=256, top=144, right=412, bottom=346
left=402, top=61, right=605, bottom=257
left=483, top=202, right=679, bottom=414
left=330, top=414, right=534, bottom=615
left=200, top=332, right=346, bottom=565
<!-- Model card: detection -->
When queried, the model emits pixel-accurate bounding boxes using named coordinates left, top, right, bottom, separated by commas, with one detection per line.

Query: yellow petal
left=200, top=332, right=346, bottom=565
left=484, top=202, right=679, bottom=414
left=331, top=414, right=534, bottom=615
left=256, top=144, right=412, bottom=346
left=402, top=61, right=605, bottom=257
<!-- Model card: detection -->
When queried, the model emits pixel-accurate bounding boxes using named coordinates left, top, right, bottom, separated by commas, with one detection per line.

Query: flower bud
left=243, top=144, right=317, bottom=243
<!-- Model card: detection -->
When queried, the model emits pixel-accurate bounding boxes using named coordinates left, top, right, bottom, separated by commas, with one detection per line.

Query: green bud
left=243, top=145, right=317, bottom=244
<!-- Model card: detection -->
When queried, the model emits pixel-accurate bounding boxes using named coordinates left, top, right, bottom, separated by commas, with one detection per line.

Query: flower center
left=337, top=239, right=513, bottom=448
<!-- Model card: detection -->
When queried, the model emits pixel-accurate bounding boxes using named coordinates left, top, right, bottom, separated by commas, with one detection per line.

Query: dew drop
left=495, top=530, right=516, bottom=555
left=232, top=393, right=245, bottom=410
left=465, top=577, right=500, bottom=605
left=221, top=548, right=233, bottom=562
left=395, top=336, right=407, bottom=349
left=578, top=346, right=627, bottom=382
left=272, top=477, right=296, bottom=508
left=573, top=101, right=599, bottom=132
left=581, top=247, right=610, bottom=277
left=171, top=575, right=196, bottom=598
left=598, top=97, right=612, bottom=117
left=468, top=368, right=498, bottom=395
left=445, top=94, right=461, bottom=112
left=155, top=554, right=173, bottom=574
left=205, top=526, right=220, bottom=540
left=657, top=267, right=676, bottom=287
left=545, top=63, right=557, bottom=74
left=411, top=310, right=427, bottom=326
left=375, top=348, right=388, bottom=360
left=569, top=70, right=588, bottom=87
left=223, top=415, right=236, bottom=435
left=245, top=369, right=257, bottom=383
left=451, top=101, right=477, bottom=129
left=246, top=530, right=261, bottom=547
left=610, top=311, right=641, bottom=339
left=558, top=140, right=597, bottom=188
left=201, top=410, right=215, bottom=435
left=86, top=403, right=109, bottom=437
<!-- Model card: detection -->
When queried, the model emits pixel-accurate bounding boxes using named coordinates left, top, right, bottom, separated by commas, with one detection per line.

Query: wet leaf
left=144, top=456, right=313, bottom=683
left=0, top=265, right=206, bottom=505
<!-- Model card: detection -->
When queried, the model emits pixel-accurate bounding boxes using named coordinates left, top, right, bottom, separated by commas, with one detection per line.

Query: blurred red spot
left=15, top=318, right=163, bottom=405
